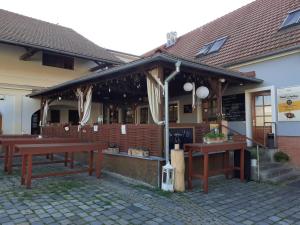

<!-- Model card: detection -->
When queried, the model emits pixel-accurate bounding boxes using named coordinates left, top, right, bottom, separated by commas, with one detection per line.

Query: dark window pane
left=50, top=110, right=60, bottom=123
left=208, top=37, right=227, bottom=53
left=42, top=52, right=74, bottom=70
left=169, top=103, right=178, bottom=123
left=196, top=43, right=212, bottom=56
left=282, top=10, right=300, bottom=27
left=140, top=107, right=148, bottom=124
left=68, top=110, right=79, bottom=125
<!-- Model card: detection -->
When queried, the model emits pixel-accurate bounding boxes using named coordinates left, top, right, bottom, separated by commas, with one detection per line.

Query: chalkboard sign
left=169, top=127, right=194, bottom=150
left=222, top=94, right=245, bottom=121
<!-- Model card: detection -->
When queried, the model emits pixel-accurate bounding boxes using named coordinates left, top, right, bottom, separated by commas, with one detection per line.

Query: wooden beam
left=20, top=48, right=38, bottom=61
left=89, top=62, right=111, bottom=72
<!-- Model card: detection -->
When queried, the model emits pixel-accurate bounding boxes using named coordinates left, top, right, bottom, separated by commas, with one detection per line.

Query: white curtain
left=147, top=69, right=163, bottom=125
left=77, top=86, right=92, bottom=130
left=41, top=100, right=49, bottom=127
left=76, top=88, right=84, bottom=119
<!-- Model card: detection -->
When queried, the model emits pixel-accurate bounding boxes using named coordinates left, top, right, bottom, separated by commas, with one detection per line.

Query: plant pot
left=251, top=159, right=257, bottom=167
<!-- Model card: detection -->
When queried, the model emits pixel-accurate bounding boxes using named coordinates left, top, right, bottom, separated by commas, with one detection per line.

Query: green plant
left=274, top=151, right=289, bottom=162
left=204, top=132, right=225, bottom=139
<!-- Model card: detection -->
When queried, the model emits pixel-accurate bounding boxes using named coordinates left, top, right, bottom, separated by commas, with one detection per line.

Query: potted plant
left=274, top=151, right=289, bottom=163
left=203, top=132, right=226, bottom=144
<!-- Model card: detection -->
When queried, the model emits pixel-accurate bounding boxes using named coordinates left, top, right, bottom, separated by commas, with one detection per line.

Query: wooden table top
left=15, top=142, right=104, bottom=154
left=184, top=141, right=247, bottom=153
left=0, top=137, right=79, bottom=145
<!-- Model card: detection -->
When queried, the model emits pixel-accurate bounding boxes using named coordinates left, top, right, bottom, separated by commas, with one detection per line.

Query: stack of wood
left=128, top=147, right=149, bottom=157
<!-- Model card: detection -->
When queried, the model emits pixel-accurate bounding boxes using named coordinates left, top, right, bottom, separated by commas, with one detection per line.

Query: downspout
left=164, top=61, right=181, bottom=164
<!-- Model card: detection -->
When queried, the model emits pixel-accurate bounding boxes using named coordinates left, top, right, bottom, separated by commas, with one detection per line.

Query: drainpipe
left=164, top=61, right=181, bottom=164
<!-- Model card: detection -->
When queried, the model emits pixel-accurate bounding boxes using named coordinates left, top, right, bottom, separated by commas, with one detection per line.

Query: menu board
left=222, top=94, right=245, bottom=121
left=169, top=127, right=194, bottom=150
left=278, top=86, right=300, bottom=121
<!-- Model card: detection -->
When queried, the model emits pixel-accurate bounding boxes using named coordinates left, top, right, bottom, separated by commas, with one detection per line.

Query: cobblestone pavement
left=0, top=159, right=300, bottom=225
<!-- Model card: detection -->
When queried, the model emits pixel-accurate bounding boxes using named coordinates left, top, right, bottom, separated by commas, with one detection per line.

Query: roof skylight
left=281, top=9, right=300, bottom=28
left=195, top=37, right=227, bottom=57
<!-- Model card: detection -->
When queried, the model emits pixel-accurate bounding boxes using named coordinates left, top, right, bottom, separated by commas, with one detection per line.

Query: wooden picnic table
left=15, top=142, right=106, bottom=188
left=0, top=137, right=79, bottom=174
left=184, top=141, right=246, bottom=193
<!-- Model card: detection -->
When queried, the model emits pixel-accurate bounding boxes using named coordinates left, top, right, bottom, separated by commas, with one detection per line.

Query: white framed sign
left=277, top=86, right=300, bottom=121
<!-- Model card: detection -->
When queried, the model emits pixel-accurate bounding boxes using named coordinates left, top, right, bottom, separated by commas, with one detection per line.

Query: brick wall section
left=278, top=136, right=300, bottom=167
left=43, top=124, right=164, bottom=156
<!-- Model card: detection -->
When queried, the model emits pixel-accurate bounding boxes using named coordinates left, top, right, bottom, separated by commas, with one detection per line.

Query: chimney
left=166, top=31, right=177, bottom=48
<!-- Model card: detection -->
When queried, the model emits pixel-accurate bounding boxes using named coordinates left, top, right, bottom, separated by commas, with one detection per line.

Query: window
left=208, top=37, right=227, bottom=53
left=50, top=110, right=60, bottom=123
left=281, top=9, right=300, bottom=28
left=42, top=52, right=74, bottom=70
left=140, top=107, right=148, bottom=124
left=169, top=103, right=178, bottom=123
left=196, top=37, right=227, bottom=57
left=68, top=110, right=79, bottom=125
left=121, top=107, right=134, bottom=124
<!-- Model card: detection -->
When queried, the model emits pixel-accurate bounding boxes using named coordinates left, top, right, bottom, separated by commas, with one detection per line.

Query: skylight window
left=281, top=9, right=300, bottom=28
left=208, top=37, right=227, bottom=53
left=195, top=37, right=227, bottom=57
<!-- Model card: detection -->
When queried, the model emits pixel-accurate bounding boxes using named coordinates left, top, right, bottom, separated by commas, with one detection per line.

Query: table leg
left=21, top=155, right=27, bottom=185
left=64, top=152, right=68, bottom=166
left=26, top=155, right=33, bottom=189
left=240, top=148, right=245, bottom=182
left=50, top=154, right=54, bottom=161
left=89, top=151, right=94, bottom=176
left=96, top=150, right=103, bottom=178
left=203, top=153, right=209, bottom=194
left=4, top=147, right=8, bottom=172
left=188, top=149, right=193, bottom=190
left=70, top=153, right=74, bottom=169
left=224, top=151, right=230, bottom=179
left=7, top=145, right=13, bottom=174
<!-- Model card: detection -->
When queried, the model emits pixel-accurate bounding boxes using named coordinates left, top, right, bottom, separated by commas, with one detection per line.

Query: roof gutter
left=0, top=39, right=123, bottom=65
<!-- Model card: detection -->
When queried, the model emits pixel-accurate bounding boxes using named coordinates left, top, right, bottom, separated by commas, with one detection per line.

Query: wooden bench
left=1, top=137, right=79, bottom=174
left=15, top=142, right=106, bottom=188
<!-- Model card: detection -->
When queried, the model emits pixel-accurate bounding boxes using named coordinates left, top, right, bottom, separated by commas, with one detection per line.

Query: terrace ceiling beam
left=89, top=61, right=111, bottom=72
left=20, top=47, right=39, bottom=61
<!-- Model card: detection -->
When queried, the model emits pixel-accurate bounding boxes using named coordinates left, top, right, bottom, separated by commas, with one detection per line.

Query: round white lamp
left=183, top=82, right=193, bottom=92
left=196, top=86, right=209, bottom=99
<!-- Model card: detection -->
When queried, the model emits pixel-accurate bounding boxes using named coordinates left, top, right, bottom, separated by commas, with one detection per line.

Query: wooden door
left=252, top=91, right=272, bottom=145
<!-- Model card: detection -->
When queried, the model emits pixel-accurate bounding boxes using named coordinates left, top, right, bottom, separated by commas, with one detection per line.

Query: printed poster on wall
left=277, top=86, right=300, bottom=121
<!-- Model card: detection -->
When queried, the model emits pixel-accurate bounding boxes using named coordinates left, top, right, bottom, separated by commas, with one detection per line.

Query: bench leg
left=46, top=154, right=49, bottom=159
left=224, top=151, right=230, bottom=179
left=203, top=153, right=209, bottom=194
left=64, top=153, right=68, bottom=166
left=96, top=150, right=103, bottom=178
left=7, top=145, right=13, bottom=174
left=4, top=148, right=8, bottom=172
left=240, top=148, right=245, bottom=182
left=21, top=155, right=27, bottom=185
left=88, top=151, right=94, bottom=176
left=26, top=155, right=33, bottom=189
left=50, top=154, right=54, bottom=161
left=188, top=150, right=193, bottom=190
left=70, top=153, right=74, bottom=169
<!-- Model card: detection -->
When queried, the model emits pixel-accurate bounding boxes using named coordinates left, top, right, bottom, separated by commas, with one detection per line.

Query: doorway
left=31, top=110, right=40, bottom=134
left=252, top=91, right=272, bottom=145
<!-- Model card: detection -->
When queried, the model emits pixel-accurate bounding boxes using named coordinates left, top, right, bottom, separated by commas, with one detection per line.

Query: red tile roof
left=144, top=0, right=300, bottom=67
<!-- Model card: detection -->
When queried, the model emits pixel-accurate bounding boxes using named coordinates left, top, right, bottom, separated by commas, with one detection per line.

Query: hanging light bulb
left=196, top=86, right=209, bottom=99
left=108, top=87, right=111, bottom=93
left=183, top=82, right=193, bottom=92
left=123, top=93, right=127, bottom=98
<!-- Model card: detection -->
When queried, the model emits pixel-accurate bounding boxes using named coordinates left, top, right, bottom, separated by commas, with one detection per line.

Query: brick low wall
left=278, top=136, right=300, bottom=167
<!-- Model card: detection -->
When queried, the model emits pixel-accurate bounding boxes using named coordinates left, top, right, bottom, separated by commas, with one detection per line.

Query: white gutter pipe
left=164, top=61, right=181, bottom=163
